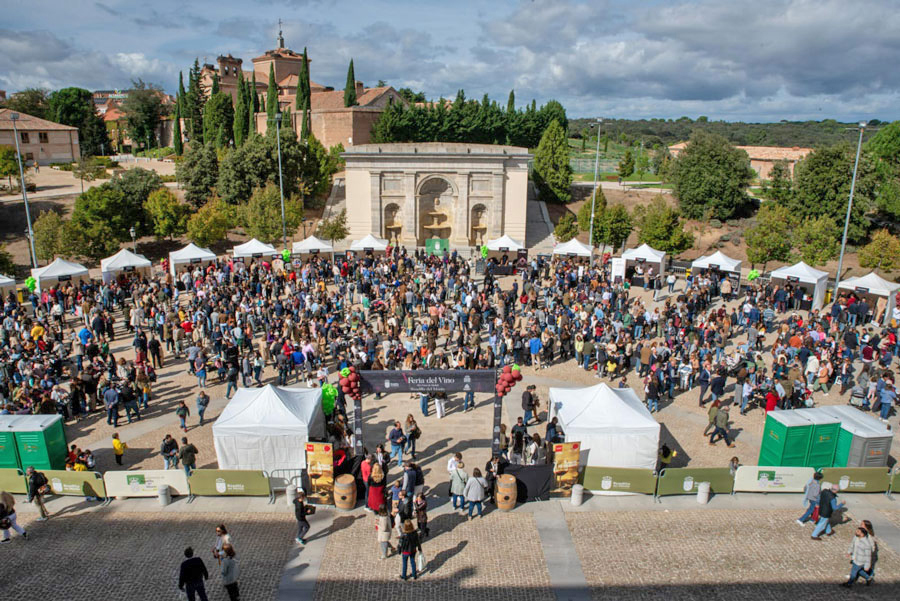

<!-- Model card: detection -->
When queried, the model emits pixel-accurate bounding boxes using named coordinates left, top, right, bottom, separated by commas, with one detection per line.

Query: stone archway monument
left=342, top=143, right=531, bottom=249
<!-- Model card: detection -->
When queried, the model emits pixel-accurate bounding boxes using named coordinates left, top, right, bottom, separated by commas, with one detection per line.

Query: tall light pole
left=129, top=226, right=137, bottom=253
left=588, top=119, right=603, bottom=253
left=832, top=121, right=866, bottom=300
left=274, top=112, right=287, bottom=249
left=9, top=113, right=38, bottom=268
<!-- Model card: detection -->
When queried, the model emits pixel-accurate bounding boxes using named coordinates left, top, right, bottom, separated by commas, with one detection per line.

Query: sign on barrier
left=45, top=470, right=106, bottom=497
left=580, top=466, right=658, bottom=495
left=305, top=443, right=334, bottom=505
left=188, top=469, right=271, bottom=497
left=821, top=467, right=891, bottom=493
left=104, top=470, right=190, bottom=498
left=0, top=468, right=27, bottom=494
left=892, top=471, right=900, bottom=496
left=733, top=466, right=815, bottom=493
left=656, top=468, right=734, bottom=497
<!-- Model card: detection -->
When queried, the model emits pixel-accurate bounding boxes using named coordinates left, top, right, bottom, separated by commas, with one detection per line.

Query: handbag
left=811, top=505, right=820, bottom=522
left=416, top=550, right=426, bottom=572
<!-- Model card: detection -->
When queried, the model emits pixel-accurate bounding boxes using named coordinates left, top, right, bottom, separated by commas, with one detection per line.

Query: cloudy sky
left=2, top=0, right=899, bottom=122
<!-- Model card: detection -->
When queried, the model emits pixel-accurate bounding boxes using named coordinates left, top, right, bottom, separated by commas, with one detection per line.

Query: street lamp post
left=588, top=119, right=603, bottom=253
left=832, top=121, right=866, bottom=300
left=274, top=112, right=287, bottom=249
left=9, top=113, right=38, bottom=268
left=129, top=226, right=137, bottom=253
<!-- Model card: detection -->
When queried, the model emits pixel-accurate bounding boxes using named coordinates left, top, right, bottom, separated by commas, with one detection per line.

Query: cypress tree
left=173, top=103, right=183, bottom=155
left=186, top=58, right=205, bottom=144
left=211, top=73, right=220, bottom=95
left=251, top=71, right=260, bottom=114
left=233, top=70, right=247, bottom=146
left=343, top=59, right=357, bottom=107
left=266, top=63, right=278, bottom=127
left=296, top=47, right=311, bottom=139
left=177, top=71, right=186, bottom=116
left=506, top=90, right=515, bottom=113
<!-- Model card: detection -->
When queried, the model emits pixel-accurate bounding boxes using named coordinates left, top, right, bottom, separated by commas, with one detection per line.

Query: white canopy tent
left=549, top=382, right=660, bottom=471
left=100, top=249, right=152, bottom=283
left=31, top=258, right=90, bottom=291
left=691, top=250, right=742, bottom=276
left=621, top=243, right=666, bottom=286
left=770, top=261, right=829, bottom=311
left=349, top=233, right=389, bottom=252
left=837, top=272, right=900, bottom=325
left=485, top=234, right=524, bottom=252
left=292, top=235, right=334, bottom=255
left=232, top=238, right=278, bottom=259
left=213, top=385, right=326, bottom=477
left=169, top=243, right=217, bottom=276
left=0, top=275, right=16, bottom=297
left=552, top=238, right=593, bottom=258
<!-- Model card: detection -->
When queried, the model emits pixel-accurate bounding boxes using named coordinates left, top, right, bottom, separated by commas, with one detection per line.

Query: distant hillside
left=568, top=117, right=883, bottom=149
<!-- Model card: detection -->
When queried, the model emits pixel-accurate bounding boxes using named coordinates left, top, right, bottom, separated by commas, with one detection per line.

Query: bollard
left=158, top=484, right=171, bottom=507
left=286, top=484, right=297, bottom=507
left=697, top=481, right=711, bottom=505
left=571, top=484, right=585, bottom=507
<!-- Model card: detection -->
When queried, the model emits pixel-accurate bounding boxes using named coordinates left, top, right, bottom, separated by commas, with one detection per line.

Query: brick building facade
left=0, top=108, right=80, bottom=165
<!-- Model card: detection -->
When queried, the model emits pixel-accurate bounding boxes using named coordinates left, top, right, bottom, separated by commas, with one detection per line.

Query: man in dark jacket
left=293, top=490, right=312, bottom=545
left=178, top=546, right=209, bottom=601
left=811, top=483, right=845, bottom=540
left=709, top=372, right=726, bottom=404
left=484, top=455, right=509, bottom=504
left=521, top=385, right=537, bottom=425
left=25, top=466, right=49, bottom=521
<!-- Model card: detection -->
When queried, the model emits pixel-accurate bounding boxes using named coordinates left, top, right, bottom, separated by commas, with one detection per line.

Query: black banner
left=353, top=396, right=364, bottom=456
left=359, top=370, right=496, bottom=394
left=503, top=464, right=553, bottom=502
left=492, top=394, right=502, bottom=456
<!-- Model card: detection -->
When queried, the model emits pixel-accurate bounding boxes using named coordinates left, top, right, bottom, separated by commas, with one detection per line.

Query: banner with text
left=550, top=442, right=581, bottom=497
left=188, top=469, right=271, bottom=497
left=733, top=466, right=815, bottom=493
left=45, top=470, right=106, bottom=498
left=656, top=467, right=734, bottom=497
left=104, top=470, right=190, bottom=498
left=360, top=370, right=496, bottom=394
left=821, top=467, right=891, bottom=493
left=0, top=468, right=27, bottom=494
left=892, top=471, right=900, bottom=495
left=305, top=442, right=334, bottom=505
left=580, top=466, right=658, bottom=495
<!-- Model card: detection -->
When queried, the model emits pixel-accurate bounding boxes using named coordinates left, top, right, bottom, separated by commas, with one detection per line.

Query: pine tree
left=173, top=103, right=183, bottom=155
left=233, top=71, right=247, bottom=147
left=266, top=64, right=278, bottom=127
left=344, top=59, right=357, bottom=107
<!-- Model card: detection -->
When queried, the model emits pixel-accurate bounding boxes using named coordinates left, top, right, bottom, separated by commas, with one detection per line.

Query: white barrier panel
left=104, top=470, right=190, bottom=498
left=733, top=466, right=815, bottom=493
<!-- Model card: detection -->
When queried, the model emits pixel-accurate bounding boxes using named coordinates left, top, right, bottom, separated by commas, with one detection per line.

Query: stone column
left=401, top=171, right=418, bottom=247
left=489, top=170, right=506, bottom=239
left=452, top=171, right=470, bottom=247
left=369, top=173, right=382, bottom=237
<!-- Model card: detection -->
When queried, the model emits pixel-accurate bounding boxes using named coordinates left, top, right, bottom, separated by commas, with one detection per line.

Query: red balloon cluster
left=339, top=367, right=363, bottom=401
left=495, top=365, right=523, bottom=398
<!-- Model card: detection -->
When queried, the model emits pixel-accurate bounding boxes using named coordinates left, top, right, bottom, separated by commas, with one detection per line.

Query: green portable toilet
left=11, top=415, right=67, bottom=471
left=0, top=416, right=23, bottom=469
left=758, top=411, right=813, bottom=466
left=802, top=410, right=840, bottom=470
left=821, top=406, right=893, bottom=468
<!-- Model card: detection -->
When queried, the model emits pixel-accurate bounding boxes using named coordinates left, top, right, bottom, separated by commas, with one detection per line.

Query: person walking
left=367, top=464, right=387, bottom=512
left=112, top=432, right=127, bottom=466
left=703, top=400, right=720, bottom=437
left=463, top=468, right=488, bottom=519
left=25, top=466, right=49, bottom=521
left=521, top=385, right=537, bottom=425
left=398, top=519, right=423, bottom=581
left=293, top=490, right=313, bottom=545
left=161, top=434, right=179, bottom=470
left=796, top=472, right=822, bottom=525
left=220, top=543, right=240, bottom=600
left=0, top=490, right=27, bottom=543
left=213, top=523, right=233, bottom=563
left=179, top=437, right=199, bottom=476
left=708, top=405, right=735, bottom=447
left=414, top=492, right=430, bottom=538
left=375, top=503, right=395, bottom=559
left=860, top=520, right=879, bottom=583
left=388, top=421, right=407, bottom=465
left=449, top=460, right=468, bottom=511
left=811, top=483, right=845, bottom=540
left=841, top=526, right=874, bottom=587
left=196, top=390, right=210, bottom=426
left=176, top=401, right=190, bottom=433
left=404, top=415, right=419, bottom=460
left=178, top=547, right=210, bottom=601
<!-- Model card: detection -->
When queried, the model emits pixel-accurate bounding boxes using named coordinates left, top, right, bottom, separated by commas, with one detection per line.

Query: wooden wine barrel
left=334, top=474, right=357, bottom=510
left=496, top=474, right=517, bottom=511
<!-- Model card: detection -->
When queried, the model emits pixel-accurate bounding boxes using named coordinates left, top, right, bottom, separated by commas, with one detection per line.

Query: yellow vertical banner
left=306, top=442, right=334, bottom=505
left=550, top=441, right=581, bottom=497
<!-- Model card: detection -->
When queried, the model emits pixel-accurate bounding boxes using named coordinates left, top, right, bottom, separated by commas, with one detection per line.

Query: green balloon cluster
left=340, top=367, right=351, bottom=378
left=481, top=245, right=488, bottom=259
left=25, top=277, right=36, bottom=292
left=281, top=249, right=291, bottom=262
left=747, top=269, right=760, bottom=281
left=321, top=383, right=337, bottom=416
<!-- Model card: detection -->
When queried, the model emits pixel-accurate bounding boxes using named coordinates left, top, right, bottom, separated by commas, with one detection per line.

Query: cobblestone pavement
left=2, top=511, right=294, bottom=601
left=314, top=510, right=553, bottom=601
left=566, top=508, right=898, bottom=600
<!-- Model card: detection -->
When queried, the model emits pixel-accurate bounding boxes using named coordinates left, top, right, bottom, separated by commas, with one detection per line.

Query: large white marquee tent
left=100, top=249, right=152, bottom=283
left=485, top=234, right=524, bottom=252
left=232, top=238, right=278, bottom=259
left=212, top=385, right=326, bottom=478
left=770, top=261, right=829, bottom=310
left=31, top=258, right=90, bottom=291
left=691, top=250, right=742, bottom=277
left=292, top=236, right=334, bottom=255
left=0, top=275, right=16, bottom=296
left=837, top=272, right=900, bottom=325
left=549, top=382, right=660, bottom=471
left=349, top=234, right=389, bottom=252
left=169, top=243, right=217, bottom=276
left=552, top=238, right=593, bottom=258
